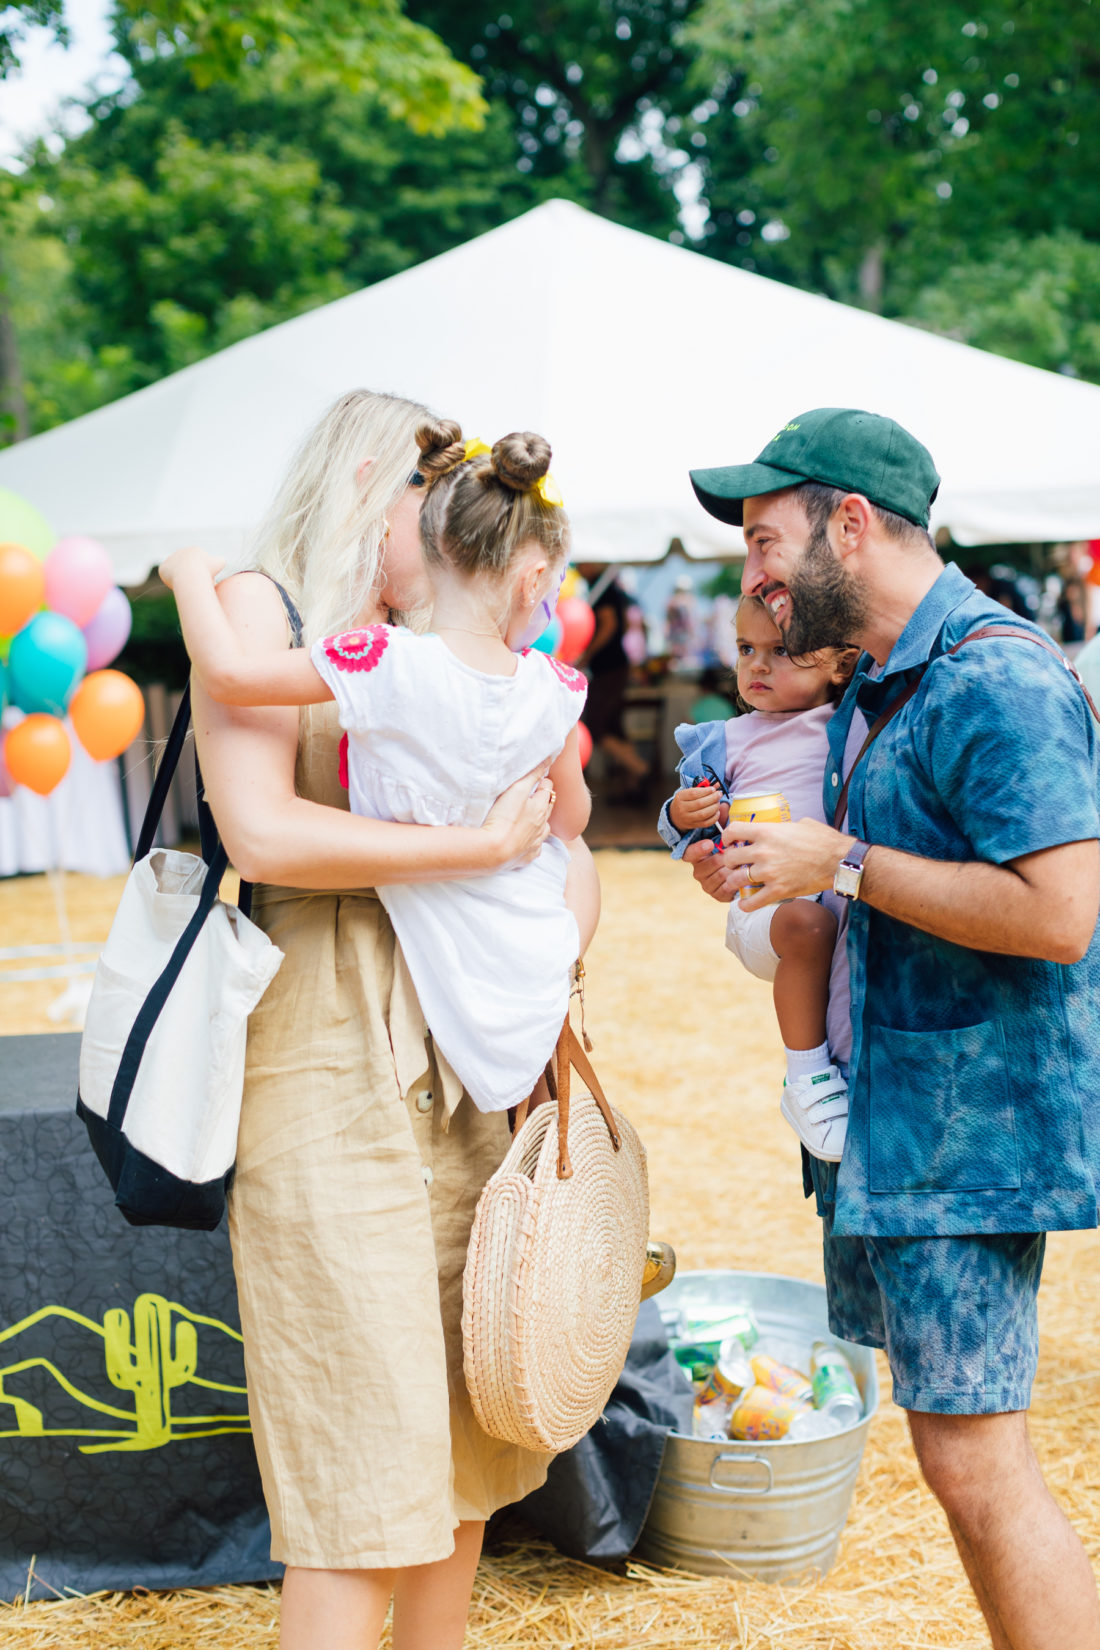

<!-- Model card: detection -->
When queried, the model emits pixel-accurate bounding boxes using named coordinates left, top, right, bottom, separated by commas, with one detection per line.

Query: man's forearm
left=700, top=820, right=1099, bottom=965
left=859, top=843, right=1093, bottom=963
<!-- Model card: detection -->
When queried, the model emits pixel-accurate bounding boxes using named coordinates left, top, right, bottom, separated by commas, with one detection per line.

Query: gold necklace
left=433, top=623, right=505, bottom=640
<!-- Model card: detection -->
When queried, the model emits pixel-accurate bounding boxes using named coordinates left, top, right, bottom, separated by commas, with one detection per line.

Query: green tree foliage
left=906, top=232, right=1100, bottom=383
left=2, top=1, right=485, bottom=130
left=689, top=0, right=1100, bottom=317
left=1, top=1, right=493, bottom=439
left=11, top=51, right=548, bottom=431
left=1, top=3, right=67, bottom=80
left=408, top=0, right=714, bottom=233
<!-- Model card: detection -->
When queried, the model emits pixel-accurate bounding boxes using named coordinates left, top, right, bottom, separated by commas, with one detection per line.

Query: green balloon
left=0, top=488, right=54, bottom=561
left=691, top=692, right=735, bottom=724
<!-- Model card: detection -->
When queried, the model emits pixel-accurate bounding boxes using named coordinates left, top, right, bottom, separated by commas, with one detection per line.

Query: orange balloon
left=0, top=541, right=46, bottom=637
left=4, top=714, right=71, bottom=795
left=69, top=669, right=145, bottom=760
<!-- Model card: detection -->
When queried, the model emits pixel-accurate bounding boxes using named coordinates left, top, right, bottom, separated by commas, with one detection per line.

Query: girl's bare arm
left=161, top=546, right=334, bottom=707
left=192, top=573, right=553, bottom=887
left=547, top=726, right=591, bottom=840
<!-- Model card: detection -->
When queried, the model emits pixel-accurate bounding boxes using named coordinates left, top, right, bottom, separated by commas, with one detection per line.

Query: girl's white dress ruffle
left=311, top=626, right=587, bottom=1112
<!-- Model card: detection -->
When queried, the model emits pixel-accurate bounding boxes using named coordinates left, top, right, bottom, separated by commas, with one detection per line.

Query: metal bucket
left=635, top=1269, right=878, bottom=1584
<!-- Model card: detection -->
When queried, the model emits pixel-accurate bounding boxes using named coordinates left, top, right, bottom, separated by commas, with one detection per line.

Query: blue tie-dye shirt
left=822, top=562, right=1100, bottom=1238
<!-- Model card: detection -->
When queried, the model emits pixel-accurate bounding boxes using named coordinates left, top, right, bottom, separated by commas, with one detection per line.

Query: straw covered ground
left=1, top=851, right=1097, bottom=1647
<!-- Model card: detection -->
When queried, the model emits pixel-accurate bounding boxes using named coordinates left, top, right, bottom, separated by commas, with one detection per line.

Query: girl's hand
left=481, top=767, right=554, bottom=868
left=669, top=784, right=722, bottom=832
left=159, top=546, right=226, bottom=591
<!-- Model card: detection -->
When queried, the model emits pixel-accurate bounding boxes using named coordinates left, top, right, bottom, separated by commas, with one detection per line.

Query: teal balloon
left=9, top=611, right=87, bottom=715
left=530, top=615, right=563, bottom=654
left=0, top=656, right=6, bottom=711
left=691, top=692, right=735, bottom=724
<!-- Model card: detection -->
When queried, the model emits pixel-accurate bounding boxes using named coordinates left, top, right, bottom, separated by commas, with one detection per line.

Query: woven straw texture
left=462, top=1084, right=648, bottom=1453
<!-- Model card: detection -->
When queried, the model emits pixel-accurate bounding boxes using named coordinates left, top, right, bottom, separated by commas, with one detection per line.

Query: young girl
left=659, top=595, right=857, bottom=1161
left=160, top=425, right=595, bottom=1115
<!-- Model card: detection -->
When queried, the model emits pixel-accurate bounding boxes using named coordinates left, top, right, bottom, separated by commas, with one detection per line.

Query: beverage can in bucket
left=811, top=1340, right=863, bottom=1426
left=726, top=793, right=791, bottom=891
left=729, top=1383, right=810, bottom=1441
left=751, top=1353, right=813, bottom=1406
left=698, top=1338, right=753, bottom=1408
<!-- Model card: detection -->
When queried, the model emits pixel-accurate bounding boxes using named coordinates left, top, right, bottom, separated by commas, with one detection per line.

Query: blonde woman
left=189, top=390, right=578, bottom=1650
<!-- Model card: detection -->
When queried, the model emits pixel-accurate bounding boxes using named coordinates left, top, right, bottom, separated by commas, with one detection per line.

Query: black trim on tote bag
left=76, top=576, right=302, bottom=1229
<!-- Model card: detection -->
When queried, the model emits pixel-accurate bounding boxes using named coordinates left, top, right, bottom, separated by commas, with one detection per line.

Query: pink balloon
left=82, top=585, right=132, bottom=670
left=44, top=536, right=114, bottom=627
left=556, top=596, right=596, bottom=664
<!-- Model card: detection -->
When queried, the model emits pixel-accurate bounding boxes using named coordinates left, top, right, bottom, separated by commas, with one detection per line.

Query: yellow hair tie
left=463, top=437, right=563, bottom=507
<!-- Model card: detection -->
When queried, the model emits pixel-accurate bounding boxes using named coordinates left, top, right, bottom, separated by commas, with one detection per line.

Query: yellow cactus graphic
left=101, top=1295, right=200, bottom=1451
left=0, top=1296, right=250, bottom=1454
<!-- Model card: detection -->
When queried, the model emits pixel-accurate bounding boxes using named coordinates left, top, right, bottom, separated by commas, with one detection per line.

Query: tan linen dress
left=228, top=708, right=553, bottom=1569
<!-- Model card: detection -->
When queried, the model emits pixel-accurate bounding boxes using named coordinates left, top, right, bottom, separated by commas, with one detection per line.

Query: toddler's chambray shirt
left=823, top=563, right=1100, bottom=1238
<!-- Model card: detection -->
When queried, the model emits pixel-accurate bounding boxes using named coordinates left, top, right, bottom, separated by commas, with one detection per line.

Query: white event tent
left=2, top=198, right=1100, bottom=583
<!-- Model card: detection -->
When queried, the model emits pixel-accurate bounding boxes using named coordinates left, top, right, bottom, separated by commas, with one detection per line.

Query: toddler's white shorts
left=724, top=893, right=821, bottom=983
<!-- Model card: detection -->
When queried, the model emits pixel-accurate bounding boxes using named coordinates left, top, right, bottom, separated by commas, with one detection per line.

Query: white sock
left=785, top=1041, right=831, bottom=1083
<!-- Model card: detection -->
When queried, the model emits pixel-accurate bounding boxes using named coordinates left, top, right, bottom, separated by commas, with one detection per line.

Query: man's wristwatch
left=833, top=840, right=871, bottom=901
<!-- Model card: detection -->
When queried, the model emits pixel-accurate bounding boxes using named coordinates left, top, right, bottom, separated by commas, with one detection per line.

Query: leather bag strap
left=832, top=624, right=1100, bottom=831
left=520, top=1016, right=621, bottom=1180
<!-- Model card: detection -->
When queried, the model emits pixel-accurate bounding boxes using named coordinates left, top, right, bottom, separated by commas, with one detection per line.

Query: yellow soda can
left=750, top=1353, right=813, bottom=1407
left=698, top=1339, right=753, bottom=1409
left=729, top=1383, right=809, bottom=1441
left=726, top=792, right=791, bottom=891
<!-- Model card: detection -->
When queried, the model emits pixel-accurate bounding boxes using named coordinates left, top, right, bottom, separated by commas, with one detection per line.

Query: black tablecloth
left=0, top=1034, right=277, bottom=1603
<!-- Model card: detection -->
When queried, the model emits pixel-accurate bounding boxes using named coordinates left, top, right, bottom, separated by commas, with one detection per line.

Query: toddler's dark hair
left=731, top=593, right=858, bottom=713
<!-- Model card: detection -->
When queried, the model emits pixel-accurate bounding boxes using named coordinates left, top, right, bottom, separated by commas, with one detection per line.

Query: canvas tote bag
left=462, top=1018, right=649, bottom=1452
left=78, top=680, right=284, bottom=1231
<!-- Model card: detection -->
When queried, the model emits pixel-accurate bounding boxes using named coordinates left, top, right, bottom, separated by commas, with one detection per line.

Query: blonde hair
left=249, top=389, right=458, bottom=643
left=416, top=428, right=570, bottom=581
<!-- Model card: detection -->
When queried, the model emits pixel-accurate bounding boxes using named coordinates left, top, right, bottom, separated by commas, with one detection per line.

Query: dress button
left=422, top=1164, right=434, bottom=1188
left=830, top=773, right=839, bottom=786
left=415, top=1088, right=434, bottom=1113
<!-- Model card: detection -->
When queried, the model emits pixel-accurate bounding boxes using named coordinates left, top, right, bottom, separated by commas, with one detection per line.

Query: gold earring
left=381, top=518, right=391, bottom=541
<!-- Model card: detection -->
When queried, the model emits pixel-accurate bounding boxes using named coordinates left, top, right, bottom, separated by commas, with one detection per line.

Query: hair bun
left=415, top=417, right=466, bottom=481
left=491, top=432, right=551, bottom=492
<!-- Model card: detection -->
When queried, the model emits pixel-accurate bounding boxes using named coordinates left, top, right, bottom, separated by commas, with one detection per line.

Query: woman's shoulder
left=215, top=569, right=298, bottom=646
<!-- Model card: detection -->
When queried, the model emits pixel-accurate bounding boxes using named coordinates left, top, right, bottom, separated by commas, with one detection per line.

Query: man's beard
left=783, top=521, right=868, bottom=655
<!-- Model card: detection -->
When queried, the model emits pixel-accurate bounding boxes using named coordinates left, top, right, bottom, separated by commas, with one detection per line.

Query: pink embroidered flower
left=323, top=625, right=389, bottom=674
left=338, top=733, right=349, bottom=790
left=545, top=656, right=586, bottom=693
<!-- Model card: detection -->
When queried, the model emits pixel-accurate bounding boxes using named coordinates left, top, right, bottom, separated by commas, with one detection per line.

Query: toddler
left=659, top=595, right=857, bottom=1160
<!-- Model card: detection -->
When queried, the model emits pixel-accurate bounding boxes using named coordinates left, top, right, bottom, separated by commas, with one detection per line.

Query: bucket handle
left=708, top=1452, right=774, bottom=1495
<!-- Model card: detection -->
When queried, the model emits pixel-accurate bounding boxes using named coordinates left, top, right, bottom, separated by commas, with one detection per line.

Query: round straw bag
left=462, top=1020, right=649, bottom=1453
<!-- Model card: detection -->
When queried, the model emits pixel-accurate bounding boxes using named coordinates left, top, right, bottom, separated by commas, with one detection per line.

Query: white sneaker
left=780, top=1066, right=849, bottom=1162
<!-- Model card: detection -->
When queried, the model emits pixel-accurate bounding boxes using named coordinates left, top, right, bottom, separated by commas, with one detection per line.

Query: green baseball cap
left=689, top=407, right=941, bottom=529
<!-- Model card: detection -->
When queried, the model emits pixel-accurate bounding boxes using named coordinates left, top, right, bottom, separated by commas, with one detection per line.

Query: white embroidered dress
left=310, top=625, right=587, bottom=1112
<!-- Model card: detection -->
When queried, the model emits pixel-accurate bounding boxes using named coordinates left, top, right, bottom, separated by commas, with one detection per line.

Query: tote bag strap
left=109, top=576, right=302, bottom=1124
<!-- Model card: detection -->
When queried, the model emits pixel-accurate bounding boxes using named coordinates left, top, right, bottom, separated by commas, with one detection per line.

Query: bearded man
left=687, top=408, right=1100, bottom=1648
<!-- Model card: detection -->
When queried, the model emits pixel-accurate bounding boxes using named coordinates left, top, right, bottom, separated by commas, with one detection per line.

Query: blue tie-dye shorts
left=820, top=1201, right=1045, bottom=1413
